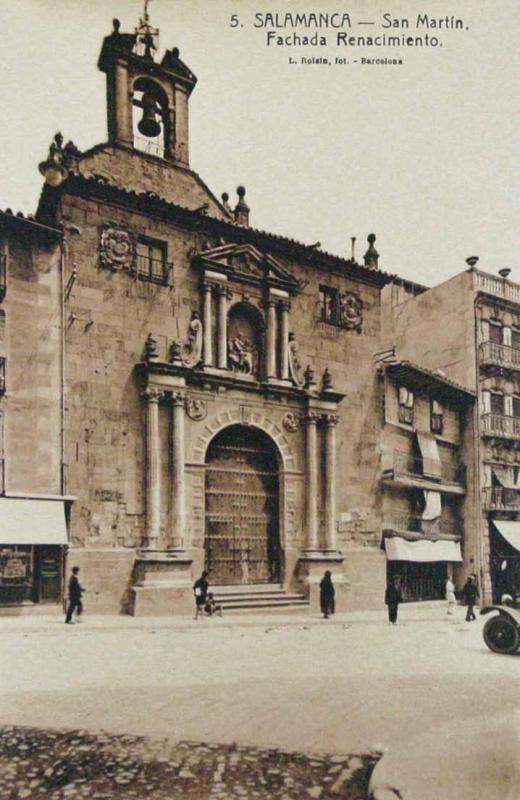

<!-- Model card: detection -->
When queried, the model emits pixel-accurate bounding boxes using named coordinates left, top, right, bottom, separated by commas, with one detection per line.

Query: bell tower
left=97, top=8, right=197, bottom=166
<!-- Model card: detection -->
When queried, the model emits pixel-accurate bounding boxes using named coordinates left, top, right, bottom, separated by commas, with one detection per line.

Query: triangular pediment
left=194, top=243, right=299, bottom=291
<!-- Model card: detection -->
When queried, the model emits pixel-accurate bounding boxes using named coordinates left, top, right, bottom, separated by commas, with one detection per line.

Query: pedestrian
left=385, top=576, right=402, bottom=624
left=204, top=592, right=223, bottom=617
left=445, top=576, right=456, bottom=615
left=65, top=566, right=84, bottom=624
left=193, top=570, right=209, bottom=620
left=320, top=570, right=335, bottom=619
left=461, top=574, right=479, bottom=621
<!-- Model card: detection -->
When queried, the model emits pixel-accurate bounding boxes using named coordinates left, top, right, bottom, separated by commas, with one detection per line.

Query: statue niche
left=227, top=302, right=263, bottom=378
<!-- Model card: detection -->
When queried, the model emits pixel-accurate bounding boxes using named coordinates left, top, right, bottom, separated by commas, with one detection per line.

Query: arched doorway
left=205, top=425, right=281, bottom=585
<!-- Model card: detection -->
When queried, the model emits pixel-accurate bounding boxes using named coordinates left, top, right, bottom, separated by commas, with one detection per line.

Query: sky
left=0, top=0, right=518, bottom=286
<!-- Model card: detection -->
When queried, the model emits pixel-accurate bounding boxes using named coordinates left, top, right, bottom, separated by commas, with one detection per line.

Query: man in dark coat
left=65, top=566, right=84, bottom=624
left=193, top=571, right=209, bottom=620
left=385, top=577, right=403, bottom=624
left=461, top=575, right=479, bottom=621
left=320, top=570, right=335, bottom=619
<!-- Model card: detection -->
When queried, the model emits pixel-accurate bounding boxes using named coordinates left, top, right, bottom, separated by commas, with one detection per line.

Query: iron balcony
left=481, top=413, right=520, bottom=440
left=479, top=341, right=520, bottom=371
left=383, top=509, right=462, bottom=541
left=482, top=486, right=520, bottom=512
left=381, top=450, right=466, bottom=494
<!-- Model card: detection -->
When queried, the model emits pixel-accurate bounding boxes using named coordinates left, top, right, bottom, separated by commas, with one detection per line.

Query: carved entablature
left=99, top=224, right=136, bottom=272
left=192, top=243, right=300, bottom=295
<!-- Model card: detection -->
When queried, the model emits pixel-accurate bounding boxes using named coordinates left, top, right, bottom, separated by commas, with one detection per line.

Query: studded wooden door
left=205, top=425, right=281, bottom=585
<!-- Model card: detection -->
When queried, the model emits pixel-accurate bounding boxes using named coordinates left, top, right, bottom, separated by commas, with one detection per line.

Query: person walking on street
left=320, top=570, right=335, bottom=619
left=385, top=576, right=402, bottom=624
left=445, top=576, right=456, bottom=615
left=65, top=566, right=84, bottom=624
left=461, top=574, right=479, bottom=621
left=193, top=571, right=209, bottom=620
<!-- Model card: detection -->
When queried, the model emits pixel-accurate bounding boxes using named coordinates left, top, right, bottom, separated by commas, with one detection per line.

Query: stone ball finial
left=368, top=233, right=376, bottom=244
left=112, top=18, right=121, bottom=33
left=222, top=192, right=229, bottom=202
left=237, top=185, right=246, bottom=199
left=172, top=47, right=180, bottom=58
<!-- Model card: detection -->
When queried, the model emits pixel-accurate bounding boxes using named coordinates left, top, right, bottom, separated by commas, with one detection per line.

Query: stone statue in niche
left=99, top=225, right=136, bottom=271
left=228, top=330, right=255, bottom=374
left=182, top=311, right=203, bottom=368
left=338, top=291, right=363, bottom=333
left=288, top=332, right=305, bottom=387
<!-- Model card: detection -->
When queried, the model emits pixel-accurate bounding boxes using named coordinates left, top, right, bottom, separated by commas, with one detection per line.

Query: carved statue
left=228, top=331, right=255, bottom=374
left=338, top=291, right=363, bottom=332
left=288, top=332, right=305, bottom=387
left=182, top=311, right=203, bottom=368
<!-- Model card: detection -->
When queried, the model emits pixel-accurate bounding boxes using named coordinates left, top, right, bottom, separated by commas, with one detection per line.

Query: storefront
left=384, top=535, right=463, bottom=601
left=0, top=497, right=69, bottom=606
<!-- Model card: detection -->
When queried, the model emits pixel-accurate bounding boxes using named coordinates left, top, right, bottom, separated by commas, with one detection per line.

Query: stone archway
left=204, top=424, right=282, bottom=585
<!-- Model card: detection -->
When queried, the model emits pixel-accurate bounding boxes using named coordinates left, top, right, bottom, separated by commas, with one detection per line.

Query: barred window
left=136, top=237, right=170, bottom=284
left=319, top=286, right=337, bottom=323
left=398, top=386, right=414, bottom=425
left=431, top=399, right=443, bottom=434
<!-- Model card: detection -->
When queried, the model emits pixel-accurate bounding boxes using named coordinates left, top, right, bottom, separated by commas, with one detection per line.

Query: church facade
left=0, top=15, right=493, bottom=614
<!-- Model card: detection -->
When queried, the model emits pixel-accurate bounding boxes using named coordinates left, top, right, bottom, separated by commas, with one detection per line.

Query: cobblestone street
left=0, top=726, right=376, bottom=800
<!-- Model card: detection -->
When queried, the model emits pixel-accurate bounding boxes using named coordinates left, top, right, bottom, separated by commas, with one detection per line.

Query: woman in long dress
left=320, top=570, right=335, bottom=619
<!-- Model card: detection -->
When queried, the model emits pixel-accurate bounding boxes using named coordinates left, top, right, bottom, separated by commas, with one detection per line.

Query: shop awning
left=493, top=520, right=520, bottom=553
left=416, top=432, right=442, bottom=479
left=492, top=467, right=516, bottom=489
left=385, top=536, right=463, bottom=562
left=0, top=498, right=68, bottom=545
left=422, top=490, right=442, bottom=521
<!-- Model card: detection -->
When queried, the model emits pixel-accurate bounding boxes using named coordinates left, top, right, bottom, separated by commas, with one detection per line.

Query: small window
left=513, top=397, right=520, bottom=418
left=398, top=386, right=414, bottom=425
left=431, top=399, right=444, bottom=434
left=490, top=392, right=504, bottom=415
left=0, top=357, right=5, bottom=395
left=319, top=286, right=337, bottom=323
left=512, top=330, right=520, bottom=350
left=136, top=237, right=169, bottom=284
left=489, top=324, right=502, bottom=345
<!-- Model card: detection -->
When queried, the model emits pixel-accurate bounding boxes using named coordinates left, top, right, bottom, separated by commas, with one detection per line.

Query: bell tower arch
left=97, top=14, right=197, bottom=166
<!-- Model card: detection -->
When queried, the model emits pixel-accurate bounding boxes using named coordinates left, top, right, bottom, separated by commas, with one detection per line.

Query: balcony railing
left=474, top=271, right=520, bottom=303
left=482, top=486, right=520, bottom=511
left=383, top=450, right=466, bottom=485
left=384, top=509, right=462, bottom=539
left=481, top=413, right=520, bottom=439
left=136, top=255, right=172, bottom=285
left=479, top=341, right=520, bottom=370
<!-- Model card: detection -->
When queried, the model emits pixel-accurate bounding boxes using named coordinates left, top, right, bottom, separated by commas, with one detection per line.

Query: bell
left=138, top=92, right=161, bottom=138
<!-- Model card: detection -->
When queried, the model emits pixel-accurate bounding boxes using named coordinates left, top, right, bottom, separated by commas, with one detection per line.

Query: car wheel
left=483, top=616, right=520, bottom=655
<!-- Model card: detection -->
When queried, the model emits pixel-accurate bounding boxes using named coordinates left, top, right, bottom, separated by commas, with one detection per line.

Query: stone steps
left=212, top=584, right=309, bottom=612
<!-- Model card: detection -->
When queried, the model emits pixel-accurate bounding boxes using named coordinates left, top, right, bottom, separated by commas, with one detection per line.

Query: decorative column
left=171, top=392, right=186, bottom=549
left=324, top=414, right=339, bottom=551
left=114, top=62, right=133, bottom=146
left=279, top=301, right=290, bottom=380
left=202, top=282, right=213, bottom=366
left=266, top=299, right=277, bottom=379
left=217, top=285, right=228, bottom=369
left=305, top=413, right=319, bottom=549
left=144, top=388, right=163, bottom=549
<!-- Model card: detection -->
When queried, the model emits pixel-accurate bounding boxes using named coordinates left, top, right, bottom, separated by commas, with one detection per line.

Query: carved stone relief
left=185, top=397, right=208, bottom=421
left=99, top=225, right=136, bottom=271
left=338, top=291, right=363, bottom=332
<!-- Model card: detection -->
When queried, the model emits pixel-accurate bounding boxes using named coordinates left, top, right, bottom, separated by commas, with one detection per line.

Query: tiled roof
left=385, top=360, right=475, bottom=402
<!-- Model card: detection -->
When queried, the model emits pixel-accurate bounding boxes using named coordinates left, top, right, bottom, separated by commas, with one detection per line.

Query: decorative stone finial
left=38, top=132, right=67, bottom=187
left=234, top=186, right=250, bottom=226
left=221, top=192, right=232, bottom=212
left=304, top=365, right=316, bottom=389
left=322, top=368, right=333, bottom=391
left=169, top=339, right=183, bottom=363
left=363, top=233, right=379, bottom=269
left=112, top=18, right=121, bottom=34
left=144, top=333, right=159, bottom=361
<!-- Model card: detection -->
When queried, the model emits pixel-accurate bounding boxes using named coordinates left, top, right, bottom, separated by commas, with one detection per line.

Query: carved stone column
left=203, top=282, right=213, bottom=366
left=171, top=392, right=186, bottom=549
left=279, top=300, right=290, bottom=380
left=216, top=285, right=229, bottom=370
left=324, top=414, right=339, bottom=551
left=304, top=412, right=320, bottom=549
left=144, top=388, right=163, bottom=549
left=266, top=299, right=277, bottom=379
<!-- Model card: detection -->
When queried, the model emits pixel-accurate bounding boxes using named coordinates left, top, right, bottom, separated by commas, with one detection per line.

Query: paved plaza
left=0, top=604, right=518, bottom=798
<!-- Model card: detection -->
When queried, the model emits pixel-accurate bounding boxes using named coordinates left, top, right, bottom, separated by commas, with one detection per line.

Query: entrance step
left=212, top=584, right=309, bottom=613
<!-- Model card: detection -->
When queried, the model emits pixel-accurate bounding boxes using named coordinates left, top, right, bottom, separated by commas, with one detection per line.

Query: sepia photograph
left=0, top=1, right=518, bottom=798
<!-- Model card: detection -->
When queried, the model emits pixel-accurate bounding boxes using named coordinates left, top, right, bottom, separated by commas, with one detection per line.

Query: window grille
left=136, top=238, right=171, bottom=285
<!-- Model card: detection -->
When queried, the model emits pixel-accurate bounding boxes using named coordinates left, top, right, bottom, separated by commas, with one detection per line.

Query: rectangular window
left=398, top=386, right=414, bottom=425
left=431, top=399, right=444, bottom=434
left=513, top=397, right=520, bottom=418
left=136, top=237, right=169, bottom=284
left=489, top=324, right=502, bottom=345
left=319, top=286, right=337, bottom=323
left=490, top=393, right=504, bottom=415
left=0, top=356, right=5, bottom=395
left=512, top=330, right=520, bottom=350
